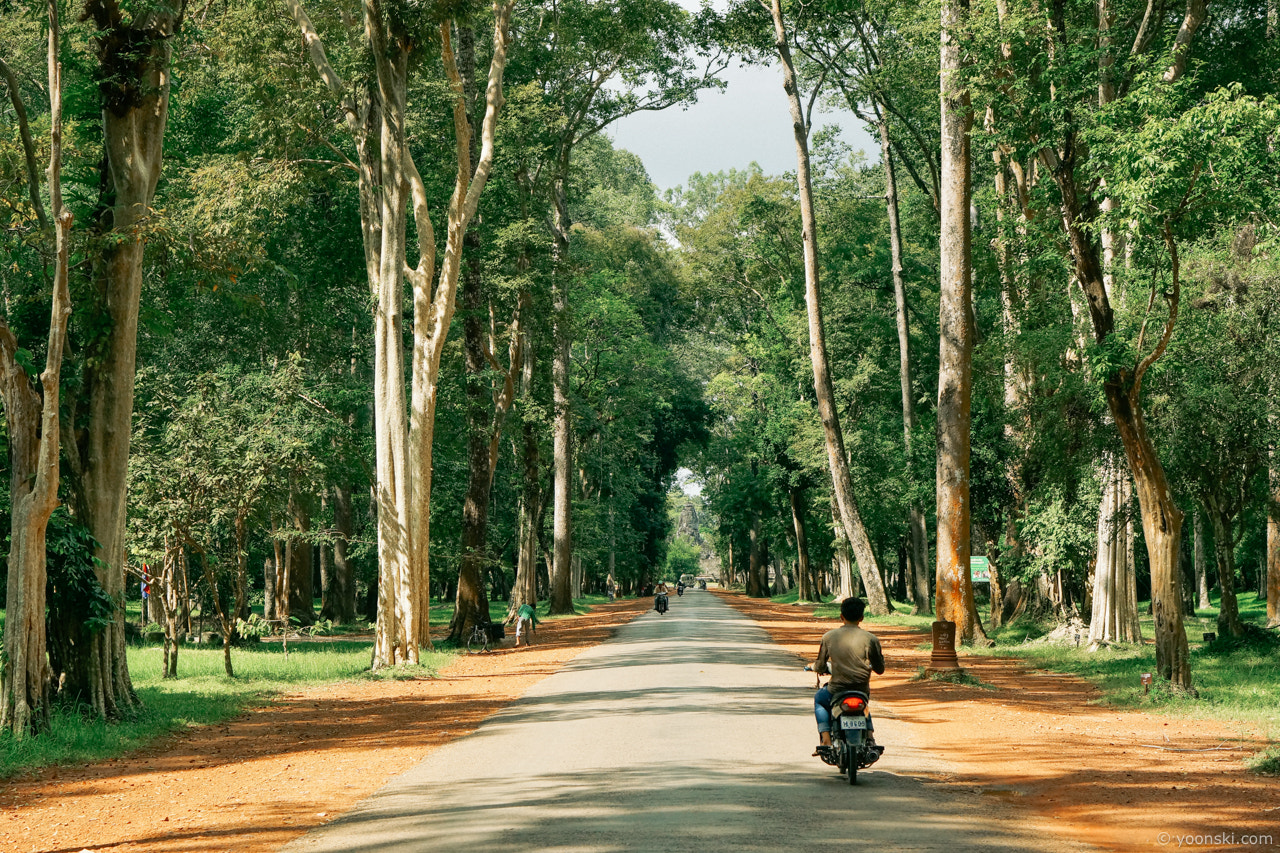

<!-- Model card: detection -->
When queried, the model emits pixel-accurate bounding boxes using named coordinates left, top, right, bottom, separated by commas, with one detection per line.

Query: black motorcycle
left=654, top=592, right=669, bottom=614
left=820, top=688, right=882, bottom=784
left=805, top=668, right=884, bottom=785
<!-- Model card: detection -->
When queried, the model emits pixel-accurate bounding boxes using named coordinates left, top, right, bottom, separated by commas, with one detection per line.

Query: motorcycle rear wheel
left=847, top=757, right=858, bottom=785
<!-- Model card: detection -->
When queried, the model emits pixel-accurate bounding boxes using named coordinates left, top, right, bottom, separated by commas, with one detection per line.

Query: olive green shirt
left=815, top=623, right=885, bottom=695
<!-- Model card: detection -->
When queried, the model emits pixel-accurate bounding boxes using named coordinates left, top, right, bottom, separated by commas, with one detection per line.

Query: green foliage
left=235, top=613, right=273, bottom=640
left=1012, top=485, right=1098, bottom=586
left=45, top=509, right=114, bottom=635
left=664, top=537, right=700, bottom=579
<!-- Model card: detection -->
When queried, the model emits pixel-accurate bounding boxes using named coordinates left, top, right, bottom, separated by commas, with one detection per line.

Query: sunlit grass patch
left=1245, top=745, right=1280, bottom=776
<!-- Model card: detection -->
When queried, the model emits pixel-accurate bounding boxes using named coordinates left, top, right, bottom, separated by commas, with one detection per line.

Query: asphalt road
left=280, top=590, right=1093, bottom=853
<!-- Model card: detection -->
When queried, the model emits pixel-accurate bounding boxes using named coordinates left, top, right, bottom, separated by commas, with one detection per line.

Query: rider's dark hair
left=840, top=597, right=867, bottom=623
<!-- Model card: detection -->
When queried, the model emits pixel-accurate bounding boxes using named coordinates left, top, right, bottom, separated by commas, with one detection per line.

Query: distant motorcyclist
left=676, top=580, right=685, bottom=597
left=654, top=582, right=670, bottom=614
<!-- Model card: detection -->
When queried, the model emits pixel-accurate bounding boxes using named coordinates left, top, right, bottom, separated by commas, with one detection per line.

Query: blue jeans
left=815, top=685, right=873, bottom=735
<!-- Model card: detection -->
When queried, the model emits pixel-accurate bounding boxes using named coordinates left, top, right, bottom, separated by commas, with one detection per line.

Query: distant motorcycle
left=807, top=670, right=884, bottom=784
left=654, top=592, right=669, bottom=614
left=676, top=583, right=685, bottom=597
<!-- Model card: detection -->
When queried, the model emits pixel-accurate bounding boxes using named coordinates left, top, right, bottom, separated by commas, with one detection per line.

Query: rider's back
left=817, top=624, right=885, bottom=695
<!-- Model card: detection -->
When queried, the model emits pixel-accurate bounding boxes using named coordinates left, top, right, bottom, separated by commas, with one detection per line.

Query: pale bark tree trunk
left=263, top=555, right=277, bottom=624
left=507, top=333, right=542, bottom=622
left=988, top=0, right=1035, bottom=635
left=161, top=538, right=181, bottom=678
left=936, top=0, right=981, bottom=642
left=59, top=0, right=186, bottom=720
left=1193, top=508, right=1211, bottom=610
left=1268, top=451, right=1279, bottom=627
left=288, top=0, right=516, bottom=665
left=1089, top=457, right=1142, bottom=644
left=549, top=162, right=575, bottom=615
left=878, top=112, right=931, bottom=614
left=768, top=0, right=892, bottom=613
left=789, top=488, right=815, bottom=603
left=831, top=501, right=858, bottom=599
left=278, top=524, right=292, bottom=634
left=1088, top=0, right=1145, bottom=645
left=0, top=2, right=71, bottom=734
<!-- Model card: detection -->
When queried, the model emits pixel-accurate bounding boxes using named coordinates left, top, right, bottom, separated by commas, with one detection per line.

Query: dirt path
left=0, top=598, right=649, bottom=853
left=3, top=592, right=1277, bottom=853
left=716, top=592, right=1280, bottom=853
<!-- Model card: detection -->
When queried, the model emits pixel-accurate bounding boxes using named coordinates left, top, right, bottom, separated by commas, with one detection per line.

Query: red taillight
left=841, top=696, right=866, bottom=713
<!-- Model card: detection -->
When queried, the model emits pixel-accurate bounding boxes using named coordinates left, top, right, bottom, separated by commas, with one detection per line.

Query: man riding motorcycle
left=808, top=596, right=884, bottom=757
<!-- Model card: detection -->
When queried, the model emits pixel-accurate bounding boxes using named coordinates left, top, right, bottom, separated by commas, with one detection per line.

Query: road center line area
left=282, top=591, right=1094, bottom=853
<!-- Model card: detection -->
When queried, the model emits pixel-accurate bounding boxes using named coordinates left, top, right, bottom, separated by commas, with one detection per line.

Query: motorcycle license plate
left=840, top=716, right=868, bottom=730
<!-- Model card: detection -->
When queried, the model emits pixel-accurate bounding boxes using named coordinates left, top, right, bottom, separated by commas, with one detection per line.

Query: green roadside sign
left=970, top=556, right=991, bottom=583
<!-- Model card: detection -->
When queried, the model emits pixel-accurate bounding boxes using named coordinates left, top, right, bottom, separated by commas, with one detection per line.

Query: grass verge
left=0, top=639, right=441, bottom=780
left=3, top=592, right=615, bottom=779
left=973, top=591, right=1279, bottom=773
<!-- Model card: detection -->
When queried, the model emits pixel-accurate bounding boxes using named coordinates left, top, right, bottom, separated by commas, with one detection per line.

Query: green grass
left=975, top=591, right=1279, bottom=765
left=1246, top=745, right=1280, bottom=775
left=0, top=638, right=459, bottom=780
left=2, top=589, right=623, bottom=779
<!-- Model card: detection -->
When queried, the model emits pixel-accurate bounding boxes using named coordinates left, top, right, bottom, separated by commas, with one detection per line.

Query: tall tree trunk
left=288, top=0, right=516, bottom=666
left=451, top=280, right=493, bottom=635
left=789, top=488, right=814, bottom=603
left=1206, top=502, right=1244, bottom=638
left=879, top=114, right=932, bottom=615
left=747, top=513, right=766, bottom=597
left=0, top=1, right=71, bottom=733
left=287, top=492, right=315, bottom=626
left=1089, top=458, right=1142, bottom=644
left=450, top=25, right=494, bottom=641
left=1179, top=522, right=1196, bottom=616
left=61, top=0, right=186, bottom=720
left=769, top=0, right=891, bottom=614
left=1039, top=0, right=1198, bottom=690
left=264, top=550, right=278, bottom=622
left=320, top=484, right=357, bottom=624
left=1268, top=437, right=1279, bottom=627
left=161, top=540, right=181, bottom=678
left=936, top=0, right=980, bottom=642
left=831, top=501, right=856, bottom=599
left=1194, top=508, right=1211, bottom=611
left=548, top=164, right=575, bottom=615
left=507, top=354, right=542, bottom=621
left=989, top=90, right=1029, bottom=637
